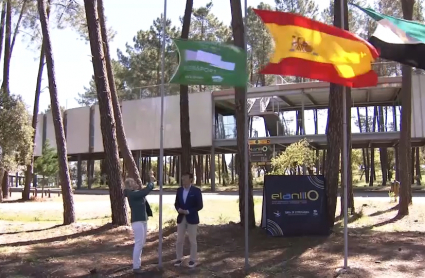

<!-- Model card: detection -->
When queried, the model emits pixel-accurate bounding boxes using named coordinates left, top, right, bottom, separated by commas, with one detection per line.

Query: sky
left=10, top=0, right=379, bottom=139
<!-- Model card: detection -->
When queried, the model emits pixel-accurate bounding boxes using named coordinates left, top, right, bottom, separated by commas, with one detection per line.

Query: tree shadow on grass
left=0, top=223, right=113, bottom=248
left=1, top=196, right=53, bottom=204
left=368, top=204, right=399, bottom=217
left=353, top=213, right=406, bottom=233
left=0, top=224, right=63, bottom=236
left=333, top=211, right=364, bottom=229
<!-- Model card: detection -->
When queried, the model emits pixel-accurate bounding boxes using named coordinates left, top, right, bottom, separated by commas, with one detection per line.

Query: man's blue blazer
left=174, top=186, right=203, bottom=224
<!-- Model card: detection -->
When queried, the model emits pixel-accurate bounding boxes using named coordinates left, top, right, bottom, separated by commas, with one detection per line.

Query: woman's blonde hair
left=124, top=178, right=138, bottom=190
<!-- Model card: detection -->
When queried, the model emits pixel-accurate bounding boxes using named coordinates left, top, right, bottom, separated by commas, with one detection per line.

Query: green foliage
left=275, top=0, right=320, bottom=19
left=0, top=94, right=33, bottom=171
left=33, top=140, right=59, bottom=186
left=321, top=0, right=368, bottom=34
left=77, top=14, right=181, bottom=105
left=271, top=139, right=315, bottom=175
left=54, top=1, right=116, bottom=42
left=188, top=2, right=231, bottom=42
left=246, top=3, right=275, bottom=86
left=76, top=60, right=128, bottom=106
left=351, top=149, right=363, bottom=169
left=117, top=15, right=180, bottom=91
left=18, top=0, right=91, bottom=50
left=375, top=0, right=424, bottom=21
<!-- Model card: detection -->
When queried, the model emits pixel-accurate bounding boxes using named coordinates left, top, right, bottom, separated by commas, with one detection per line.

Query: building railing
left=260, top=97, right=271, bottom=112
left=214, top=121, right=400, bottom=140
left=107, top=61, right=408, bottom=103
left=214, top=123, right=259, bottom=139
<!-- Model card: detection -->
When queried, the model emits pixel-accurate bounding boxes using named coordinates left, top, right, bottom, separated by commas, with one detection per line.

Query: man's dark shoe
left=133, top=268, right=143, bottom=274
left=174, top=260, right=182, bottom=267
left=188, top=261, right=196, bottom=268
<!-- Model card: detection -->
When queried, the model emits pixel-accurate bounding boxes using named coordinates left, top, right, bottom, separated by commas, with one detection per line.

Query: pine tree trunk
left=192, top=155, right=196, bottom=174
left=411, top=148, right=415, bottom=184
left=97, top=0, right=143, bottom=188
left=325, top=0, right=344, bottom=228
left=0, top=169, right=4, bottom=203
left=231, top=154, right=235, bottom=184
left=204, top=155, right=209, bottom=184
left=1, top=172, right=8, bottom=199
left=369, top=106, right=378, bottom=186
left=38, top=0, right=75, bottom=224
left=1, top=0, right=10, bottom=94
left=230, top=0, right=255, bottom=228
left=24, top=42, right=45, bottom=201
left=416, top=147, right=421, bottom=185
left=179, top=0, right=193, bottom=174
left=100, top=159, right=107, bottom=185
left=372, top=106, right=378, bottom=181
left=0, top=0, right=6, bottom=65
left=314, top=110, right=320, bottom=173
left=168, top=156, right=172, bottom=184
left=379, top=106, right=388, bottom=185
left=171, top=156, right=176, bottom=178
left=198, top=155, right=203, bottom=184
left=175, top=156, right=180, bottom=183
left=195, top=155, right=202, bottom=186
left=84, top=0, right=127, bottom=225
left=365, top=107, right=370, bottom=183
left=9, top=0, right=26, bottom=57
left=398, top=0, right=414, bottom=216
left=369, top=149, right=375, bottom=187
left=222, top=154, right=227, bottom=186
left=357, top=107, right=368, bottom=182
left=162, top=157, right=165, bottom=182
left=0, top=0, right=10, bottom=199
left=156, top=157, right=160, bottom=179
left=218, top=155, right=221, bottom=184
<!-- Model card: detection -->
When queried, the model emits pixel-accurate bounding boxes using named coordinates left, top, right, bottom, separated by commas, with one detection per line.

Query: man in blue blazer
left=173, top=172, right=203, bottom=268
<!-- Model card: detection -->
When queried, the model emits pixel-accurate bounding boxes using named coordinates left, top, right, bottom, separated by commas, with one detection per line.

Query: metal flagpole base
left=336, top=267, right=351, bottom=275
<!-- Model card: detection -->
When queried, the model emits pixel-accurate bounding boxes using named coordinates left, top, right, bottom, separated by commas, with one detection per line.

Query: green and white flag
left=352, top=4, right=425, bottom=70
left=170, top=39, right=248, bottom=87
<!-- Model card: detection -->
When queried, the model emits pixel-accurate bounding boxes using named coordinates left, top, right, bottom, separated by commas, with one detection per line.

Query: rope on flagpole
left=157, top=0, right=167, bottom=268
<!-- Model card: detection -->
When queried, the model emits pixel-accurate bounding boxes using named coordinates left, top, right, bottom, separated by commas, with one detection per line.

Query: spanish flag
left=253, top=9, right=379, bottom=88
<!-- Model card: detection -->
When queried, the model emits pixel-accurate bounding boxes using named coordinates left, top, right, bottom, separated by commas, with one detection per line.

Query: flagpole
left=243, top=0, right=249, bottom=271
left=340, top=0, right=349, bottom=270
left=158, top=0, right=167, bottom=268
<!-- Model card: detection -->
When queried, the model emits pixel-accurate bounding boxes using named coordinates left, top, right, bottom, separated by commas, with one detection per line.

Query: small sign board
left=250, top=144, right=273, bottom=163
left=249, top=139, right=271, bottom=145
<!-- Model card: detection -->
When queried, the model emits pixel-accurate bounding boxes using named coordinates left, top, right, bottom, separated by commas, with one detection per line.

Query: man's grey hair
left=124, top=178, right=138, bottom=190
